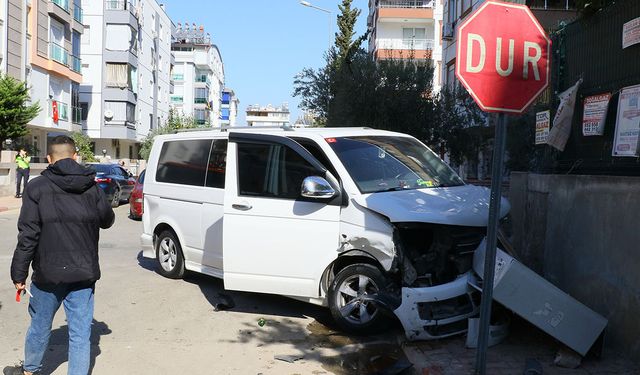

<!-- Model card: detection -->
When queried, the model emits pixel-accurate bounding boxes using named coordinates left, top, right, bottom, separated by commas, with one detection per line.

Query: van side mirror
left=301, top=176, right=336, bottom=199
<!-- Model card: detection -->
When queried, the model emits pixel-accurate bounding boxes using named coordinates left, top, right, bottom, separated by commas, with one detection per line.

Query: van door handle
left=232, top=203, right=252, bottom=211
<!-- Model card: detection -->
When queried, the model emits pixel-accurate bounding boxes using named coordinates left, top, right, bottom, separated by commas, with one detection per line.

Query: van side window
left=205, top=139, right=227, bottom=189
left=293, top=138, right=340, bottom=182
left=156, top=139, right=213, bottom=186
left=237, top=142, right=318, bottom=199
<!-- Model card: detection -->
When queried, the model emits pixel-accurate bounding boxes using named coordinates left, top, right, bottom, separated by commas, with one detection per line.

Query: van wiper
left=374, top=186, right=411, bottom=193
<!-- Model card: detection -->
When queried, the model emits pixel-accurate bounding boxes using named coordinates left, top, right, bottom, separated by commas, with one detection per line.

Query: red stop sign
left=455, top=1, right=551, bottom=114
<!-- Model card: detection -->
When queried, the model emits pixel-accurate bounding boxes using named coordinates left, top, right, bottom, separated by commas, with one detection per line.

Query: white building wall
left=79, top=0, right=104, bottom=139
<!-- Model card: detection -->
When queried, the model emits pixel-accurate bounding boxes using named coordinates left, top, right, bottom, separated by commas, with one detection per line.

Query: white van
left=141, top=127, right=509, bottom=339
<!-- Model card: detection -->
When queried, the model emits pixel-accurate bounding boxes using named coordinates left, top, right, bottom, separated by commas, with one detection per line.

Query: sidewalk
left=403, top=317, right=639, bottom=375
left=0, top=194, right=23, bottom=213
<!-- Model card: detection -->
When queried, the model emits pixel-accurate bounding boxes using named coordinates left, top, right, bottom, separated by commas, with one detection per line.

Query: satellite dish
left=104, top=109, right=114, bottom=120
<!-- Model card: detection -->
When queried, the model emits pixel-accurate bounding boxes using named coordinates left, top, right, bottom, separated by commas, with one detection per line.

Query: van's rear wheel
left=156, top=230, right=185, bottom=279
left=328, top=263, right=387, bottom=334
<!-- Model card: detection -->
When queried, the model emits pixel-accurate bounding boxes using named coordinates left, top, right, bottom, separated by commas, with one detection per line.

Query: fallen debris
left=473, top=240, right=607, bottom=356
left=554, top=347, right=582, bottom=369
left=465, top=308, right=510, bottom=348
left=274, top=354, right=303, bottom=363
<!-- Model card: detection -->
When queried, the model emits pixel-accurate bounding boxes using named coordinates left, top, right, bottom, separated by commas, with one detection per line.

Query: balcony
left=377, top=0, right=433, bottom=20
left=49, top=100, right=69, bottom=122
left=49, top=42, right=69, bottom=66
left=104, top=0, right=138, bottom=29
left=51, top=0, right=69, bottom=12
left=375, top=38, right=434, bottom=60
left=170, top=95, right=183, bottom=103
left=194, top=97, right=208, bottom=104
left=195, top=75, right=210, bottom=83
left=105, top=0, right=130, bottom=10
left=379, top=0, right=433, bottom=8
left=171, top=73, right=184, bottom=81
left=70, top=55, right=81, bottom=73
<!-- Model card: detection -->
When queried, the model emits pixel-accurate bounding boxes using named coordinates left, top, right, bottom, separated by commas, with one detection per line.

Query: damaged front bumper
left=393, top=271, right=479, bottom=341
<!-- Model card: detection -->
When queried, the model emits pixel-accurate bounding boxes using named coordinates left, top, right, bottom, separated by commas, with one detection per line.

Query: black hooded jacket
left=10, top=158, right=115, bottom=285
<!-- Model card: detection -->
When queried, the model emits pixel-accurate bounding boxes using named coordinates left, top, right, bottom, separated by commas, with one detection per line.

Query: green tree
left=0, top=74, right=40, bottom=150
left=139, top=109, right=196, bottom=160
left=334, top=0, right=368, bottom=64
left=70, top=131, right=97, bottom=163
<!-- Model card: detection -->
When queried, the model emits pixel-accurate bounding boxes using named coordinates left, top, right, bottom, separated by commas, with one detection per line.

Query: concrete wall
left=510, top=172, right=640, bottom=359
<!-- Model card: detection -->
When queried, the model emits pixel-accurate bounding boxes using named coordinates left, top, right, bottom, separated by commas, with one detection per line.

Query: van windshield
left=326, top=136, right=464, bottom=193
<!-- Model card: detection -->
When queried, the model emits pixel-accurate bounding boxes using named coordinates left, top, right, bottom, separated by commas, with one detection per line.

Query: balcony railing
left=379, top=0, right=433, bottom=8
left=105, top=0, right=131, bottom=11
left=51, top=0, right=69, bottom=12
left=49, top=101, right=69, bottom=121
left=376, top=38, right=434, bottom=51
left=74, top=5, right=83, bottom=23
left=50, top=42, right=69, bottom=66
left=70, top=55, right=81, bottom=73
left=194, top=97, right=208, bottom=104
left=170, top=95, right=184, bottom=103
left=72, top=106, right=82, bottom=124
left=195, top=75, right=210, bottom=84
left=171, top=73, right=184, bottom=81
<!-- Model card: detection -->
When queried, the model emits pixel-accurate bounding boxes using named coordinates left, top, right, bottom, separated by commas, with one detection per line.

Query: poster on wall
left=612, top=84, right=640, bottom=157
left=535, top=110, right=550, bottom=145
left=623, top=17, right=640, bottom=49
left=582, top=93, right=611, bottom=136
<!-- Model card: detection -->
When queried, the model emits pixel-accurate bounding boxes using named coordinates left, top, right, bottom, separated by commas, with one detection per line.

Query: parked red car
left=129, top=170, right=145, bottom=220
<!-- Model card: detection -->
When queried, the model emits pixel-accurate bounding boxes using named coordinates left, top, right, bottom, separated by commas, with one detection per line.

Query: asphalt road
left=0, top=205, right=404, bottom=375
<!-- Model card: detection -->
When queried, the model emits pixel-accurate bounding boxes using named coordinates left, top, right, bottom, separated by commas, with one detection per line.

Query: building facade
left=22, top=0, right=84, bottom=161
left=368, top=0, right=444, bottom=91
left=220, top=87, right=239, bottom=127
left=1, top=0, right=29, bottom=81
left=246, top=103, right=290, bottom=127
left=80, top=0, right=172, bottom=161
left=170, top=23, right=224, bottom=127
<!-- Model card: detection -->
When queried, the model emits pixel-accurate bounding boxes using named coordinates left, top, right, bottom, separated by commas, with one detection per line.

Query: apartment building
left=1, top=0, right=29, bottom=81
left=368, top=0, right=444, bottom=91
left=80, top=0, right=172, bottom=161
left=220, top=87, right=239, bottom=127
left=246, top=103, right=290, bottom=127
left=170, top=23, right=224, bottom=127
left=21, top=0, right=84, bottom=160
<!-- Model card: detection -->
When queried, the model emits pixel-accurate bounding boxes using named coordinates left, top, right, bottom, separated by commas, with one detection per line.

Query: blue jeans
left=24, top=282, right=95, bottom=375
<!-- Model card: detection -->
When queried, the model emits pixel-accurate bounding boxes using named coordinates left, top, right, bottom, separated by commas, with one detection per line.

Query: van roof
left=154, top=127, right=410, bottom=141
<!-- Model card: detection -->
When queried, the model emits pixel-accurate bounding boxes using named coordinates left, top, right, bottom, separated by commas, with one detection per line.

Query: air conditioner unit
left=443, top=22, right=455, bottom=40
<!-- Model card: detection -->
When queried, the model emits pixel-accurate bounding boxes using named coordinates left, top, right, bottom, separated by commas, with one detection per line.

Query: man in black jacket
left=5, top=136, right=115, bottom=375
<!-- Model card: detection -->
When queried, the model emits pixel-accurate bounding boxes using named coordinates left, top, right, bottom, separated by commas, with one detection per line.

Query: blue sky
left=161, top=0, right=368, bottom=124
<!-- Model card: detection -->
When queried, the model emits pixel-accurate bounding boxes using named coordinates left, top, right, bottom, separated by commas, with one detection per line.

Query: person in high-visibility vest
left=15, top=149, right=31, bottom=198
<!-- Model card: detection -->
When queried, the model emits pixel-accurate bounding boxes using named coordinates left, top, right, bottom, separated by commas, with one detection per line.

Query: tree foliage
left=71, top=131, right=97, bottom=163
left=139, top=109, right=197, bottom=160
left=0, top=74, right=40, bottom=150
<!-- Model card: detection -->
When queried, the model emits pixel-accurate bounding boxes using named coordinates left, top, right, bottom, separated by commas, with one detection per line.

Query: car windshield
left=327, top=136, right=464, bottom=193
left=89, top=164, right=112, bottom=174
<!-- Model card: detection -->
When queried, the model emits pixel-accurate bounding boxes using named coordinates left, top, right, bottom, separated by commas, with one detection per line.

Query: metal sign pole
left=474, top=112, right=508, bottom=375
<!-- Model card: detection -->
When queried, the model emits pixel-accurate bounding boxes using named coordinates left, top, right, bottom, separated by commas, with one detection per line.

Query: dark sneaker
left=2, top=365, right=26, bottom=375
left=15, top=194, right=20, bottom=198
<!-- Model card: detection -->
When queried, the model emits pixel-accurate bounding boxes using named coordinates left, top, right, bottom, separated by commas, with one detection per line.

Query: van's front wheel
left=156, top=230, right=185, bottom=279
left=328, top=263, right=387, bottom=334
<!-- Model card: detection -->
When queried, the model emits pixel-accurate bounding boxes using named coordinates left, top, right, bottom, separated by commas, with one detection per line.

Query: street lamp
left=299, top=0, right=333, bottom=48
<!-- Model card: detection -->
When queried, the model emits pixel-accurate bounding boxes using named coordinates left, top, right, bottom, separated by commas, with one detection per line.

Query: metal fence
left=550, top=0, right=640, bottom=175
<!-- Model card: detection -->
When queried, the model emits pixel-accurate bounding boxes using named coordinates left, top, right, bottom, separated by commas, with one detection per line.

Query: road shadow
left=40, top=319, right=111, bottom=375
left=136, top=251, right=157, bottom=273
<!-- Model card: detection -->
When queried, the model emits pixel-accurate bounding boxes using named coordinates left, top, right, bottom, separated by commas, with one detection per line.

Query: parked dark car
left=129, top=170, right=145, bottom=220
left=88, top=163, right=136, bottom=207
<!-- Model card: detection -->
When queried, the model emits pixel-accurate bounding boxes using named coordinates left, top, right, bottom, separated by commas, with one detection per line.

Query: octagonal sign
left=456, top=1, right=551, bottom=114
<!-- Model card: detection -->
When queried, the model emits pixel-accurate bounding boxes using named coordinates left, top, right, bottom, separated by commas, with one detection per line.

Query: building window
left=448, top=0, right=457, bottom=24
left=447, top=61, right=456, bottom=90
left=105, top=63, right=130, bottom=88
left=82, top=25, right=90, bottom=44
left=80, top=102, right=89, bottom=121
left=402, top=28, right=427, bottom=49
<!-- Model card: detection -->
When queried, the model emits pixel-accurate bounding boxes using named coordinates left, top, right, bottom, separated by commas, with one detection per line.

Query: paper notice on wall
left=535, top=110, right=550, bottom=145
left=623, top=17, right=640, bottom=49
left=547, top=79, right=582, bottom=151
left=582, top=93, right=611, bottom=136
left=612, top=84, right=640, bottom=157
